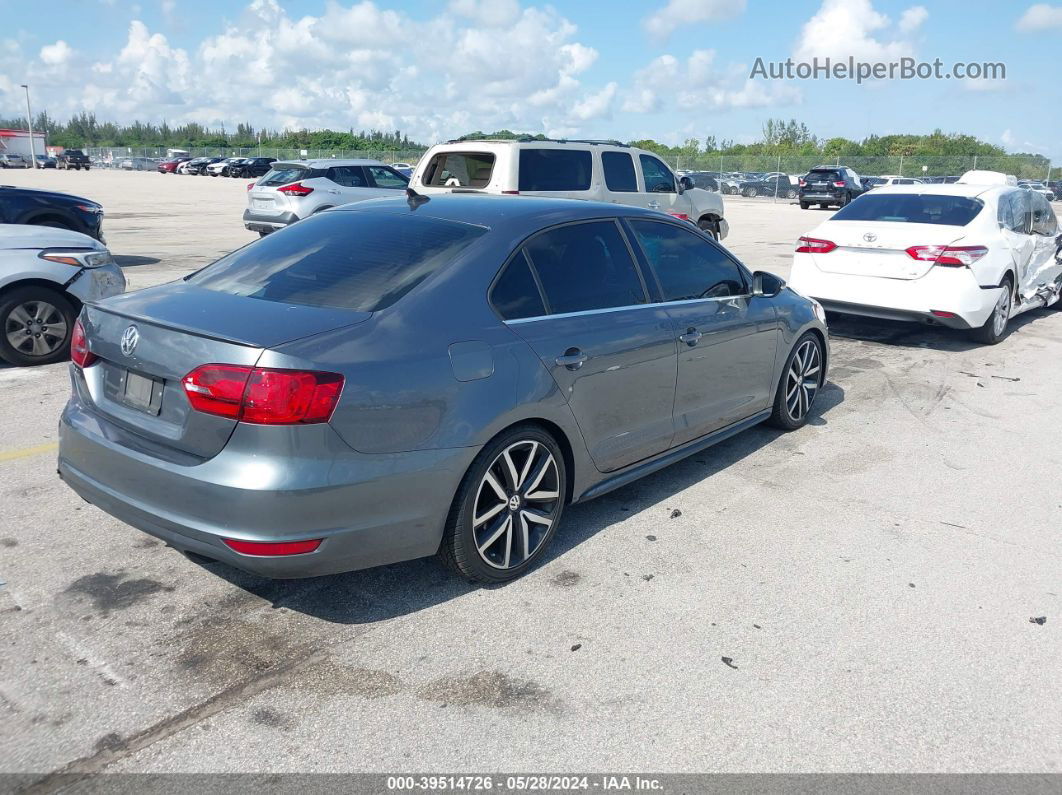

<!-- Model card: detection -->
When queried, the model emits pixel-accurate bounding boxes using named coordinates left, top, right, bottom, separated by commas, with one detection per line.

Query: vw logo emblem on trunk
left=120, top=325, right=140, bottom=356
left=863, top=232, right=878, bottom=242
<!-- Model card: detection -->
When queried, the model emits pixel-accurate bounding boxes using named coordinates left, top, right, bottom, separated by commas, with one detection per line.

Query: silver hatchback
left=242, top=159, right=409, bottom=235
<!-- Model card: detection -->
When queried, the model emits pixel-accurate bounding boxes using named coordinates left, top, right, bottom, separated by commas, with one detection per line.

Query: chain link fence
left=84, top=146, right=427, bottom=166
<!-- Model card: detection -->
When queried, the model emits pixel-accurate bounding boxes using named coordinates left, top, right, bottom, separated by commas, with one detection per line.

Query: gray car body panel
left=59, top=195, right=828, bottom=578
left=0, top=224, right=125, bottom=302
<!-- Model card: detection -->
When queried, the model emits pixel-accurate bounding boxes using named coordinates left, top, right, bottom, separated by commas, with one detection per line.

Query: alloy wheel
left=992, top=287, right=1011, bottom=337
left=472, top=440, right=561, bottom=570
left=5, top=301, right=68, bottom=358
left=784, top=339, right=821, bottom=423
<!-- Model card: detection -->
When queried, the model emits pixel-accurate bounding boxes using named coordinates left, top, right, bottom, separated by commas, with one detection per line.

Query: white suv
left=409, top=139, right=728, bottom=240
left=243, top=159, right=409, bottom=235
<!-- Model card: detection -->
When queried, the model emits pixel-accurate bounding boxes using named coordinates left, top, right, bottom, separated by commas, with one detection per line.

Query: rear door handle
left=678, top=328, right=702, bottom=346
left=555, top=348, right=588, bottom=370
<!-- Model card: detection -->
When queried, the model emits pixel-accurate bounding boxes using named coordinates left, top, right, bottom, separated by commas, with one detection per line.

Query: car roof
left=333, top=193, right=684, bottom=231
left=864, top=183, right=1010, bottom=199
left=272, top=159, right=386, bottom=168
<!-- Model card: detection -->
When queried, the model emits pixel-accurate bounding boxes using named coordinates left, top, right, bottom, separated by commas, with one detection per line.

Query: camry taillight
left=182, top=365, right=343, bottom=424
left=795, top=237, right=837, bottom=254
left=277, top=182, right=314, bottom=196
left=905, top=245, right=988, bottom=267
left=70, top=318, right=98, bottom=368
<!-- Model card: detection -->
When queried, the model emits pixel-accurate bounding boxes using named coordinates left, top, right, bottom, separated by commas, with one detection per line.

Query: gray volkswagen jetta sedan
left=58, top=195, right=829, bottom=583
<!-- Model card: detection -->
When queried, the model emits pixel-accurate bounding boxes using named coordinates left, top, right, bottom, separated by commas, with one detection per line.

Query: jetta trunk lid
left=79, top=284, right=369, bottom=458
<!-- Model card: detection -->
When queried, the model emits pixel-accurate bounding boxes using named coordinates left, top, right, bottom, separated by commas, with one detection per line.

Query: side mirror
left=678, top=175, right=694, bottom=193
left=752, top=271, right=785, bottom=298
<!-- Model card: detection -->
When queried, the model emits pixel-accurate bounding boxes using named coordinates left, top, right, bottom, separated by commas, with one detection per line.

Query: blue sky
left=1, top=0, right=1060, bottom=158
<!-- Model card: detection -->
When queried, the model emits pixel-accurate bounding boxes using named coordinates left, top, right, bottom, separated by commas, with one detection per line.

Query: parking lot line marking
left=0, top=441, right=59, bottom=463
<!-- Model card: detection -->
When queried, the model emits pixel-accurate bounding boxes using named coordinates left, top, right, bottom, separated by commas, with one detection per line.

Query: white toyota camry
left=789, top=172, right=1062, bottom=344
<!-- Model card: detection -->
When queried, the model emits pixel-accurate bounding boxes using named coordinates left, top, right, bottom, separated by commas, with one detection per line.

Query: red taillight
left=246, top=182, right=255, bottom=191
left=70, top=318, right=98, bottom=368
left=223, top=538, right=322, bottom=556
left=799, top=179, right=806, bottom=187
left=182, top=365, right=343, bottom=424
left=795, top=236, right=837, bottom=254
left=930, top=310, right=957, bottom=318
left=277, top=182, right=314, bottom=196
left=905, top=245, right=988, bottom=267
left=832, top=181, right=845, bottom=188
left=666, top=211, right=690, bottom=220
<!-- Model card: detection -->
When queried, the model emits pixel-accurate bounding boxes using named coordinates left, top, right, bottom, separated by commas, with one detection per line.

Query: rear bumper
left=58, top=395, right=478, bottom=578
left=243, top=208, right=299, bottom=232
left=800, top=193, right=843, bottom=203
left=789, top=254, right=1002, bottom=329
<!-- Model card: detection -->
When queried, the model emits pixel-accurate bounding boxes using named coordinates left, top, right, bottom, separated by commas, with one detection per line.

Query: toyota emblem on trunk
left=863, top=232, right=878, bottom=242
left=120, top=325, right=140, bottom=356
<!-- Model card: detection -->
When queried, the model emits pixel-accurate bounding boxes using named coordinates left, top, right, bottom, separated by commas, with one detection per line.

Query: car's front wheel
left=440, top=425, right=567, bottom=583
left=0, top=286, right=76, bottom=366
left=697, top=217, right=719, bottom=240
left=767, top=332, right=825, bottom=430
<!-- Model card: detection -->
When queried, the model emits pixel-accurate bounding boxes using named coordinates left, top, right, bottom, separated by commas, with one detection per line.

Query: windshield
left=832, top=193, right=984, bottom=226
left=189, top=211, right=487, bottom=312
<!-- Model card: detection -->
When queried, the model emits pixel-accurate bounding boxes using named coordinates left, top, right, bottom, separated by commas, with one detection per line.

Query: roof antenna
left=406, top=187, right=430, bottom=210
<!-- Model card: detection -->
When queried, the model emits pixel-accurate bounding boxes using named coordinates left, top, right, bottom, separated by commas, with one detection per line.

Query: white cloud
left=643, top=0, right=746, bottom=43
left=898, top=6, right=928, bottom=33
left=794, top=0, right=923, bottom=62
left=623, top=49, right=801, bottom=114
left=1001, top=129, right=1014, bottom=147
left=570, top=82, right=617, bottom=122
left=448, top=0, right=521, bottom=27
left=39, top=40, right=74, bottom=65
left=1015, top=3, right=1062, bottom=30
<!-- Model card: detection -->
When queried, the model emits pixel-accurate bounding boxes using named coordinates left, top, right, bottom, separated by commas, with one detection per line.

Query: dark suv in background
left=799, top=166, right=864, bottom=209
left=238, top=157, right=277, bottom=178
left=0, top=185, right=104, bottom=240
left=56, top=150, right=91, bottom=171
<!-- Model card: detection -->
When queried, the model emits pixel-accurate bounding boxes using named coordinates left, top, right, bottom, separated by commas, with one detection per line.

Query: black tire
left=0, top=286, right=77, bottom=366
left=786, top=189, right=798, bottom=199
left=819, top=203, right=829, bottom=209
left=84, top=166, right=90, bottom=171
left=838, top=192, right=850, bottom=207
left=439, top=424, right=568, bottom=584
left=743, top=187, right=757, bottom=198
left=969, top=277, right=1013, bottom=345
left=697, top=217, right=719, bottom=240
left=767, top=332, right=825, bottom=431
left=799, top=202, right=809, bottom=210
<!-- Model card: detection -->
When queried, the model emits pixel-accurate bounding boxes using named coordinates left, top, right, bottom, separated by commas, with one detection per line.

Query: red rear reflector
left=246, top=182, right=255, bottom=191
left=501, top=190, right=519, bottom=195
left=930, top=310, right=957, bottom=318
left=70, top=318, right=98, bottom=368
left=906, top=245, right=988, bottom=267
left=666, top=211, right=690, bottom=220
left=223, top=538, right=322, bottom=556
left=182, top=365, right=343, bottom=424
left=277, top=182, right=314, bottom=196
left=795, top=236, right=837, bottom=254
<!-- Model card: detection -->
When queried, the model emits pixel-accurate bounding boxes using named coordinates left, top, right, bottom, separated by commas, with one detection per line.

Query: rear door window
left=491, top=251, right=546, bottom=320
left=422, top=152, right=495, bottom=188
left=518, top=149, right=592, bottom=191
left=261, top=165, right=311, bottom=187
left=602, top=152, right=638, bottom=192
left=639, top=155, right=676, bottom=193
left=629, top=220, right=746, bottom=300
left=833, top=194, right=985, bottom=226
left=327, top=166, right=368, bottom=187
left=998, top=191, right=1029, bottom=233
left=189, top=212, right=487, bottom=312
left=524, top=221, right=647, bottom=315
left=1030, top=193, right=1058, bottom=236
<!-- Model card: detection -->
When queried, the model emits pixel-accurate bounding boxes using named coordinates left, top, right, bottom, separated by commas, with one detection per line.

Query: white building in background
left=0, top=128, right=47, bottom=159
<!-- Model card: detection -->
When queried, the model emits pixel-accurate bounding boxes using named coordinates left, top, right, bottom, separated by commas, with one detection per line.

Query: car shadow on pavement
left=826, top=310, right=1050, bottom=352
left=113, top=255, right=161, bottom=267
left=197, top=381, right=846, bottom=625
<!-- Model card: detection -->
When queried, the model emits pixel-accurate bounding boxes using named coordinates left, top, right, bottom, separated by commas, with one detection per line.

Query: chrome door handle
left=648, top=200, right=661, bottom=210
left=555, top=349, right=588, bottom=370
left=678, top=328, right=702, bottom=346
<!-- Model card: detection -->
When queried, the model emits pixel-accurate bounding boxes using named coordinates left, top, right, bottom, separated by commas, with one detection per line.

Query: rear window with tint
left=805, top=170, right=841, bottom=182
left=423, top=152, right=495, bottom=188
left=189, top=212, right=487, bottom=312
left=260, top=165, right=311, bottom=187
left=519, top=149, right=592, bottom=191
left=602, top=152, right=638, bottom=192
left=832, top=194, right=984, bottom=226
